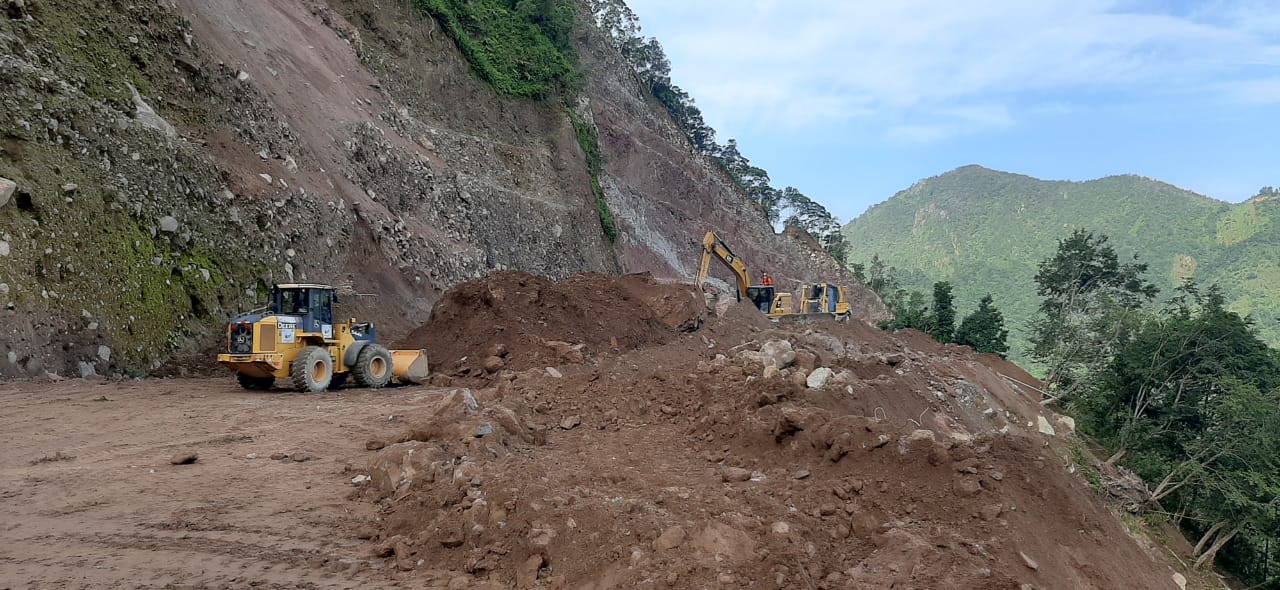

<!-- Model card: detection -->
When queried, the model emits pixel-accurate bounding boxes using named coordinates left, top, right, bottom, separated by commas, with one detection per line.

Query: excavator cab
left=746, top=285, right=776, bottom=313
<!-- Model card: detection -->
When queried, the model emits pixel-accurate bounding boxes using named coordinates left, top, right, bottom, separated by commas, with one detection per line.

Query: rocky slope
left=0, top=0, right=885, bottom=377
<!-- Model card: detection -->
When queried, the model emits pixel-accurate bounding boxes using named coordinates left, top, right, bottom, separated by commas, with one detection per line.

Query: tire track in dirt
left=0, top=380, right=446, bottom=589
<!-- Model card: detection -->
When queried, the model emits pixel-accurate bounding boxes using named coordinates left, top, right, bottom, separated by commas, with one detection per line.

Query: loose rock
left=721, top=466, right=752, bottom=482
left=0, top=177, right=15, bottom=208
left=170, top=452, right=198, bottom=465
left=1037, top=416, right=1056, bottom=436
left=653, top=525, right=686, bottom=551
left=807, top=367, right=834, bottom=389
left=481, top=355, right=504, bottom=373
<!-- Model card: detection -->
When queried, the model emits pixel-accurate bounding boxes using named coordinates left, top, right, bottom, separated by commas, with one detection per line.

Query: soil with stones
left=1, top=272, right=1195, bottom=589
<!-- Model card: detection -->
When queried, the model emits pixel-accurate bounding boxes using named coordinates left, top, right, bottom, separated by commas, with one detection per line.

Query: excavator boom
left=696, top=231, right=752, bottom=299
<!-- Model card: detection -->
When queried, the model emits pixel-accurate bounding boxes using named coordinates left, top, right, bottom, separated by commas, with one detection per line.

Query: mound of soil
left=360, top=306, right=1178, bottom=590
left=396, top=272, right=705, bottom=375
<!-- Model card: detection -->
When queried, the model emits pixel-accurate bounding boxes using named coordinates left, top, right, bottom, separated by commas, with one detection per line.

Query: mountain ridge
left=843, top=164, right=1279, bottom=366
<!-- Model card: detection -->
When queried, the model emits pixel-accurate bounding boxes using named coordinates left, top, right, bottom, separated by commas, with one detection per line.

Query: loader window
left=313, top=290, right=333, bottom=324
left=276, top=289, right=309, bottom=315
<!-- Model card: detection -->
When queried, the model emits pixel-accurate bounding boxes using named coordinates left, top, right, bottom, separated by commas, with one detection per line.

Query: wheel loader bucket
left=390, top=349, right=430, bottom=384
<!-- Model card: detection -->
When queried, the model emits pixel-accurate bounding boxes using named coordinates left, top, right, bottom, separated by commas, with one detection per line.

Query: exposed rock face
left=575, top=25, right=890, bottom=323
left=0, top=0, right=885, bottom=376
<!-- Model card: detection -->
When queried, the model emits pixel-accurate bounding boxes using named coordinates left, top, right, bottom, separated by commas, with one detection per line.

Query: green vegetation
left=26, top=1, right=154, bottom=109
left=591, top=176, right=618, bottom=242
left=1030, top=229, right=1158, bottom=396
left=955, top=295, right=1010, bottom=356
left=858, top=264, right=1010, bottom=355
left=928, top=281, right=956, bottom=342
left=1032, top=233, right=1280, bottom=586
left=570, top=110, right=617, bottom=242
left=0, top=139, right=262, bottom=372
left=413, top=0, right=579, bottom=99
left=843, top=166, right=1280, bottom=366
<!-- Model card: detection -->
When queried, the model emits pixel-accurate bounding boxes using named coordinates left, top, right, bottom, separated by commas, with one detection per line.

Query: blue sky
left=622, top=0, right=1280, bottom=222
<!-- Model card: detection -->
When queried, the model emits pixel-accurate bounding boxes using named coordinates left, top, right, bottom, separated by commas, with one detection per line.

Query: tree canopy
left=955, top=294, right=1009, bottom=356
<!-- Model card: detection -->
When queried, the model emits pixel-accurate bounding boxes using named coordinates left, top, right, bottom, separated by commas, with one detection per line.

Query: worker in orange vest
left=761, top=272, right=774, bottom=286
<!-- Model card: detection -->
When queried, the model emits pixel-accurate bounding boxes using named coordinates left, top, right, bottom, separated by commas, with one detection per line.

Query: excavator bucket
left=390, top=349, right=430, bottom=384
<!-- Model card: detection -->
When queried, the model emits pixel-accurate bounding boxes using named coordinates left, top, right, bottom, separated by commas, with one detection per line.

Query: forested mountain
left=842, top=165, right=1280, bottom=364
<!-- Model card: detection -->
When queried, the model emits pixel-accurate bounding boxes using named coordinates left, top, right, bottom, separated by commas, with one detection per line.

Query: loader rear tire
left=353, top=344, right=393, bottom=389
left=237, top=374, right=274, bottom=391
left=291, top=346, right=333, bottom=392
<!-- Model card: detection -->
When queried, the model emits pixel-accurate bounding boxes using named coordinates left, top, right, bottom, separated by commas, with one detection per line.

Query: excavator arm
left=695, top=231, right=753, bottom=299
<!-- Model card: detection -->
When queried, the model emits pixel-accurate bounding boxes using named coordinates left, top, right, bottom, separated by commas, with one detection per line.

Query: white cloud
left=626, top=0, right=1280, bottom=142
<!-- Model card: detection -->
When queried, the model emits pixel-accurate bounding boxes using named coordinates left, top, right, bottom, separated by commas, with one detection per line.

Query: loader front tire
left=353, top=344, right=394, bottom=389
left=291, top=346, right=333, bottom=392
left=237, top=374, right=274, bottom=391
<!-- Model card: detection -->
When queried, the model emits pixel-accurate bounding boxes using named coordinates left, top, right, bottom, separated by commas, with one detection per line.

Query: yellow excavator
left=695, top=231, right=851, bottom=321
left=216, top=284, right=429, bottom=392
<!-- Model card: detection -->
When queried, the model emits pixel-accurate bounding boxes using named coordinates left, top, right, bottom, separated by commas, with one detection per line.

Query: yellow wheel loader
left=695, top=231, right=852, bottom=321
left=216, top=284, right=429, bottom=392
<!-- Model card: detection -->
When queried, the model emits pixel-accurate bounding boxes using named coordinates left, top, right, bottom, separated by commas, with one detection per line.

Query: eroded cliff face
left=0, top=0, right=883, bottom=378
left=574, top=23, right=889, bottom=322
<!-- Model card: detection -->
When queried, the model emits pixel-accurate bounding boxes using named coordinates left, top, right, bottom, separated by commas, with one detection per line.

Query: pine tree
left=955, top=295, right=1009, bottom=356
left=929, top=281, right=956, bottom=342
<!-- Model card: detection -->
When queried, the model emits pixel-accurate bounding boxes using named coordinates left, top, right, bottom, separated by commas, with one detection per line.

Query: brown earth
left=0, top=272, right=1195, bottom=589
left=396, top=272, right=706, bottom=375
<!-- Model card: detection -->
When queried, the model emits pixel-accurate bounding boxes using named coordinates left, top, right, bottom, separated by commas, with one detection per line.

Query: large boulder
left=740, top=340, right=796, bottom=369
left=367, top=441, right=450, bottom=496
left=0, top=177, right=15, bottom=208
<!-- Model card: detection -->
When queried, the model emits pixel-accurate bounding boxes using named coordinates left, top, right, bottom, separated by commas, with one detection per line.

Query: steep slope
left=0, top=0, right=884, bottom=378
left=573, top=14, right=888, bottom=322
left=841, top=165, right=1252, bottom=363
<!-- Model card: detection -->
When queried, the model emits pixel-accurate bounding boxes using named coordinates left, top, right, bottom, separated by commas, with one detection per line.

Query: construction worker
left=761, top=272, right=774, bottom=286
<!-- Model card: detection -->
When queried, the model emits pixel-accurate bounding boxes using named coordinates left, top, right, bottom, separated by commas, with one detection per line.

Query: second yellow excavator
left=694, top=231, right=851, bottom=321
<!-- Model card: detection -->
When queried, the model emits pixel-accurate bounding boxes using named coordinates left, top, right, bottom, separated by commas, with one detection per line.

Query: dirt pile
left=356, top=307, right=1180, bottom=589
left=396, top=272, right=706, bottom=375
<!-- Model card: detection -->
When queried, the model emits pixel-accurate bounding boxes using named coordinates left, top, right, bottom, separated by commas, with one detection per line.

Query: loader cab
left=271, top=284, right=337, bottom=339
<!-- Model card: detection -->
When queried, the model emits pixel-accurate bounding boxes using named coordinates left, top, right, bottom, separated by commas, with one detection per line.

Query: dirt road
left=0, top=378, right=434, bottom=589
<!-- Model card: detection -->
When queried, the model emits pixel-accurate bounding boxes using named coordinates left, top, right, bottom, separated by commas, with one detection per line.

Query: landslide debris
left=396, top=271, right=705, bottom=375
left=355, top=273, right=1175, bottom=589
